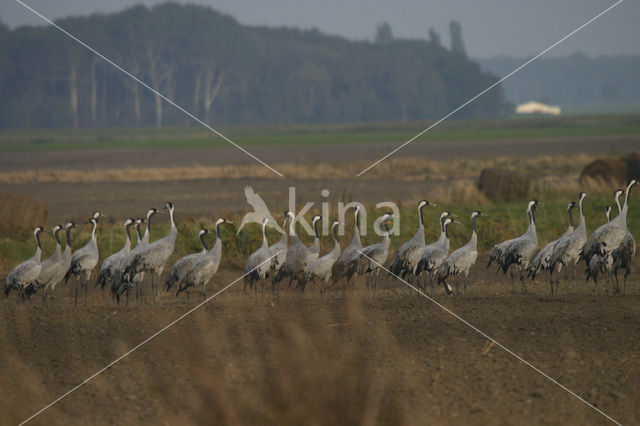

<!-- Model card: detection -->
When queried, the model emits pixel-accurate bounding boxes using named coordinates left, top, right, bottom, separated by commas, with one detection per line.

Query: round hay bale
left=0, top=192, right=48, bottom=239
left=579, top=158, right=629, bottom=187
left=478, top=168, right=531, bottom=201
left=621, top=151, right=640, bottom=181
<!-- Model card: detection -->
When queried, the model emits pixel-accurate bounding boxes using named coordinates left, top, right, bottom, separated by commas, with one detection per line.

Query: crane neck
left=35, top=231, right=42, bottom=251
left=418, top=204, right=425, bottom=227
left=288, top=215, right=296, bottom=236
left=199, top=232, right=209, bottom=251
left=54, top=228, right=63, bottom=247
left=469, top=217, right=478, bottom=250
left=578, top=197, right=586, bottom=226
left=91, top=221, right=98, bottom=242
left=144, top=218, right=152, bottom=243
left=382, top=223, right=390, bottom=241
left=65, top=228, right=72, bottom=249
left=124, top=223, right=132, bottom=247
left=332, top=224, right=339, bottom=244
left=567, top=207, right=574, bottom=229
left=168, top=207, right=176, bottom=229
left=622, top=183, right=633, bottom=215
left=261, top=222, right=268, bottom=247
left=528, top=209, right=536, bottom=229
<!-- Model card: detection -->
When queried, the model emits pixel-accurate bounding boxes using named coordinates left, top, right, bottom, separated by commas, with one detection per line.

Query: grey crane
left=269, top=212, right=289, bottom=277
left=611, top=228, right=635, bottom=294
left=415, top=215, right=457, bottom=295
left=115, top=208, right=160, bottom=304
left=4, top=226, right=45, bottom=299
left=178, top=217, right=232, bottom=301
left=297, top=215, right=322, bottom=291
left=24, top=225, right=65, bottom=303
left=358, top=213, right=394, bottom=295
left=61, top=222, right=76, bottom=277
left=388, top=200, right=435, bottom=280
left=305, top=215, right=322, bottom=268
left=166, top=228, right=209, bottom=292
left=410, top=211, right=454, bottom=289
left=581, top=179, right=636, bottom=271
left=124, top=202, right=178, bottom=304
left=492, top=200, right=539, bottom=293
left=331, top=205, right=364, bottom=286
left=610, top=189, right=636, bottom=294
left=438, top=211, right=487, bottom=296
left=305, top=220, right=341, bottom=296
left=527, top=200, right=577, bottom=294
left=43, top=222, right=76, bottom=305
left=546, top=192, right=589, bottom=294
left=65, top=213, right=102, bottom=306
left=486, top=202, right=537, bottom=273
left=96, top=218, right=134, bottom=291
left=244, top=218, right=271, bottom=296
left=112, top=217, right=145, bottom=305
left=585, top=206, right=613, bottom=288
left=274, top=211, right=309, bottom=290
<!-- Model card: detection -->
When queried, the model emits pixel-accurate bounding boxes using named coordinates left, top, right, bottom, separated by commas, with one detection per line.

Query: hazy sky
left=3, top=0, right=638, bottom=58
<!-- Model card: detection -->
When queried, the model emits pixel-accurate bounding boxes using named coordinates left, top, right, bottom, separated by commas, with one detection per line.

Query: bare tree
left=203, top=68, right=224, bottom=124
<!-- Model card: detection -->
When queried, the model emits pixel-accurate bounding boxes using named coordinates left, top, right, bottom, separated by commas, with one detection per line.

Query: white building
left=515, top=101, right=561, bottom=116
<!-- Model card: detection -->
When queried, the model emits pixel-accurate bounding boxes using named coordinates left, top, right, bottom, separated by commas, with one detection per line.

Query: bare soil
left=1, top=134, right=638, bottom=172
left=1, top=256, right=639, bottom=425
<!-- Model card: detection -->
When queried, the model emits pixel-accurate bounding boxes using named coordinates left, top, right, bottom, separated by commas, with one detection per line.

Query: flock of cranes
left=3, top=180, right=637, bottom=306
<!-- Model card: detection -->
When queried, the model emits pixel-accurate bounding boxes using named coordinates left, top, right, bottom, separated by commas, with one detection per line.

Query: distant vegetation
left=480, top=53, right=640, bottom=113
left=0, top=3, right=509, bottom=130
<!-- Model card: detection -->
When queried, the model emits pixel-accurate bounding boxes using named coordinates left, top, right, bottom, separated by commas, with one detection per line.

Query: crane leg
left=75, top=280, right=79, bottom=306
left=464, top=277, right=468, bottom=296
left=623, top=269, right=629, bottom=294
left=519, top=268, right=529, bottom=294
left=455, top=276, right=459, bottom=296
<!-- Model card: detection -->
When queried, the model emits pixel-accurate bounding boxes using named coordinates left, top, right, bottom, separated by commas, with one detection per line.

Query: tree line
left=480, top=53, right=640, bottom=112
left=0, top=3, right=510, bottom=129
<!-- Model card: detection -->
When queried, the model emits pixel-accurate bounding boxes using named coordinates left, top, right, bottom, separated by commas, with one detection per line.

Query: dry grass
left=0, top=192, right=48, bottom=238
left=0, top=153, right=599, bottom=185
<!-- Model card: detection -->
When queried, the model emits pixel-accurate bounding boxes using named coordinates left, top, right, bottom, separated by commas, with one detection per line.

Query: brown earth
left=1, top=256, right=639, bottom=425
left=1, top=134, right=639, bottom=173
